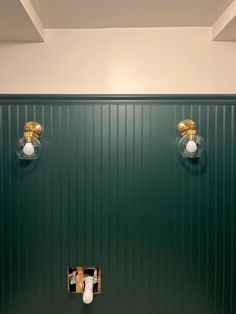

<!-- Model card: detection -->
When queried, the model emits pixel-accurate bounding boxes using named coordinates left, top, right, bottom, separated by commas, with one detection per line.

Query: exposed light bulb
left=23, top=142, right=34, bottom=156
left=186, top=140, right=197, bottom=153
left=83, top=276, right=94, bottom=304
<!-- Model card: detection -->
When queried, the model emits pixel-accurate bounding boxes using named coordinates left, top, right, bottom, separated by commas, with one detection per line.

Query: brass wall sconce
left=177, top=119, right=205, bottom=158
left=17, top=121, right=43, bottom=160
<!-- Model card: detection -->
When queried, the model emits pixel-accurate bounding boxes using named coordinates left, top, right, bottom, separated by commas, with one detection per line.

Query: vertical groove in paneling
left=44, top=105, right=49, bottom=306
left=131, top=104, right=135, bottom=304
left=230, top=105, right=235, bottom=314
left=0, top=98, right=235, bottom=314
left=15, top=106, right=19, bottom=300
left=197, top=105, right=201, bottom=314
left=190, top=104, right=193, bottom=314
left=91, top=105, right=95, bottom=263
left=58, top=105, right=62, bottom=291
left=173, top=104, right=177, bottom=313
left=107, top=105, right=114, bottom=298
left=115, top=104, right=119, bottom=299
left=49, top=105, right=54, bottom=307
left=0, top=106, right=4, bottom=314
left=7, top=106, right=12, bottom=306
left=214, top=105, right=218, bottom=314
left=222, top=105, right=226, bottom=314
left=100, top=104, right=104, bottom=270
left=206, top=104, right=210, bottom=314
left=181, top=104, right=185, bottom=314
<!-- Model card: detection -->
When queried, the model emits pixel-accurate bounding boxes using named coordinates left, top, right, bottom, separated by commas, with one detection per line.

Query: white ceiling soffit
left=30, top=0, right=233, bottom=28
left=0, top=0, right=236, bottom=42
left=213, top=0, right=236, bottom=40
left=0, top=0, right=44, bottom=41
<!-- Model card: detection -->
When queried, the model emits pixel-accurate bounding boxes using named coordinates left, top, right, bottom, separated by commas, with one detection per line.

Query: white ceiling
left=0, top=0, right=236, bottom=41
left=30, top=0, right=233, bottom=28
left=0, top=0, right=43, bottom=41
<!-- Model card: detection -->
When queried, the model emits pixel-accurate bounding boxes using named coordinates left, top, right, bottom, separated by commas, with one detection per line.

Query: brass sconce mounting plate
left=177, top=119, right=196, bottom=137
left=24, top=121, right=43, bottom=139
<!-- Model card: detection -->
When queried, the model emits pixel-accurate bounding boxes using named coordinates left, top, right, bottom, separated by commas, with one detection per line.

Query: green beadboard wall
left=0, top=95, right=235, bottom=314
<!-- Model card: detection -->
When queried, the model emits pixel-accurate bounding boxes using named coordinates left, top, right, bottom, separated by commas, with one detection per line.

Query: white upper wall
left=1, top=28, right=236, bottom=94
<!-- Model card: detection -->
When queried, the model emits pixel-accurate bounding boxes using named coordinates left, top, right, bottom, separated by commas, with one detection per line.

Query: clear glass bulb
left=17, top=137, right=41, bottom=160
left=178, top=134, right=205, bottom=158
left=186, top=140, right=197, bottom=153
left=23, top=142, right=35, bottom=156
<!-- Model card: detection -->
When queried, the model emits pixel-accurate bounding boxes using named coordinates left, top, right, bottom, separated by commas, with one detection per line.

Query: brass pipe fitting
left=177, top=119, right=197, bottom=140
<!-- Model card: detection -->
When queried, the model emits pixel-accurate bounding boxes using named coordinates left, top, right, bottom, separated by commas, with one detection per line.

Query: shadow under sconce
left=177, top=119, right=205, bottom=158
left=68, top=266, right=101, bottom=304
left=17, top=121, right=43, bottom=160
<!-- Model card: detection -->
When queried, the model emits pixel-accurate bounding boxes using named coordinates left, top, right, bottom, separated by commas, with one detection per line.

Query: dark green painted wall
left=0, top=96, right=235, bottom=314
